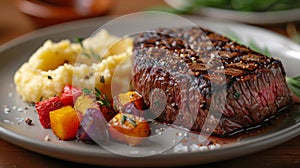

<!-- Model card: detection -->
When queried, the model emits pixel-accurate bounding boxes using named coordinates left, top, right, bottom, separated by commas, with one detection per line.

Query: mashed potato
left=14, top=29, right=133, bottom=102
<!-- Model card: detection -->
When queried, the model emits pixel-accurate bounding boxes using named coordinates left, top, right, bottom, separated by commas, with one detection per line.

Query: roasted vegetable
left=36, top=96, right=64, bottom=128
left=74, top=94, right=99, bottom=116
left=114, top=91, right=146, bottom=116
left=60, top=84, right=82, bottom=106
left=49, top=106, right=80, bottom=140
left=75, top=88, right=117, bottom=121
left=93, top=88, right=117, bottom=121
left=108, top=113, right=151, bottom=146
left=35, top=84, right=82, bottom=128
left=77, top=108, right=109, bottom=143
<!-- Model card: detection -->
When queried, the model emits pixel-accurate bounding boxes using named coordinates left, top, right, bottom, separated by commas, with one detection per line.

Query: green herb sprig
left=286, top=76, right=300, bottom=98
left=95, top=87, right=111, bottom=107
left=225, top=29, right=271, bottom=57
left=120, top=114, right=137, bottom=127
left=82, top=88, right=111, bottom=107
left=75, top=37, right=101, bottom=60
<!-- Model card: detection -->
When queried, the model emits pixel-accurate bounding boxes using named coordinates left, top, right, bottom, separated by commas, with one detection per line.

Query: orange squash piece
left=108, top=113, right=151, bottom=146
left=115, top=91, right=145, bottom=111
left=49, top=106, right=80, bottom=140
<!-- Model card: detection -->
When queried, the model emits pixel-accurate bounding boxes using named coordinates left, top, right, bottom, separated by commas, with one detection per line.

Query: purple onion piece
left=76, top=108, right=110, bottom=144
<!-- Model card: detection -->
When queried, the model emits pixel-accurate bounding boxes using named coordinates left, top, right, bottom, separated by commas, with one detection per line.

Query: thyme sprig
left=82, top=88, right=111, bottom=107
left=225, top=29, right=271, bottom=57
left=286, top=76, right=300, bottom=98
left=75, top=37, right=101, bottom=60
left=95, top=88, right=111, bottom=107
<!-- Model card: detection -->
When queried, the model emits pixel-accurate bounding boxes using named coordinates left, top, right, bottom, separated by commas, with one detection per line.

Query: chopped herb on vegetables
left=120, top=114, right=137, bottom=127
left=127, top=117, right=137, bottom=127
left=82, top=88, right=94, bottom=95
left=121, top=114, right=127, bottom=124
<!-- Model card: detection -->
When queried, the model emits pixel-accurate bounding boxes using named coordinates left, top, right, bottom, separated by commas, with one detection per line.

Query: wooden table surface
left=0, top=0, right=299, bottom=167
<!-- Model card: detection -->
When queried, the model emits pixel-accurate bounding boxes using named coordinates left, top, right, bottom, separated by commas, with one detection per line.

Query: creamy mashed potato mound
left=14, top=29, right=133, bottom=102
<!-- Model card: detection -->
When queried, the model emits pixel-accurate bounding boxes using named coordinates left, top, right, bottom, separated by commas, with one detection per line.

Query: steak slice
left=132, top=27, right=291, bottom=136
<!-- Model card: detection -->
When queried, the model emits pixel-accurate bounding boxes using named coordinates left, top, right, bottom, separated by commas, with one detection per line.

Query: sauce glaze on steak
left=132, top=27, right=291, bottom=136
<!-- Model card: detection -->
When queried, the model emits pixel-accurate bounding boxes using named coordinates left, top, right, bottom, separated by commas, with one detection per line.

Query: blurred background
left=0, top=0, right=299, bottom=45
left=0, top=0, right=167, bottom=44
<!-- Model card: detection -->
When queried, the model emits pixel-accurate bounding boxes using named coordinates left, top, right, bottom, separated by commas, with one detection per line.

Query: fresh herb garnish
left=74, top=37, right=101, bottom=60
left=82, top=88, right=94, bottom=95
left=127, top=117, right=137, bottom=127
left=95, top=87, right=111, bottom=107
left=75, top=37, right=84, bottom=47
left=81, top=88, right=111, bottom=107
left=225, top=29, right=271, bottom=57
left=120, top=114, right=137, bottom=127
left=286, top=76, right=300, bottom=98
left=121, top=114, right=127, bottom=124
left=233, top=92, right=240, bottom=100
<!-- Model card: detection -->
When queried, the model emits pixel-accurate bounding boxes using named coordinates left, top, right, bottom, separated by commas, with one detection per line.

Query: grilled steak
left=132, top=27, right=291, bottom=136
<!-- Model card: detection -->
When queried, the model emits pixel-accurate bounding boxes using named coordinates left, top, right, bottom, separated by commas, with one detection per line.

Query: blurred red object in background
left=15, top=0, right=114, bottom=28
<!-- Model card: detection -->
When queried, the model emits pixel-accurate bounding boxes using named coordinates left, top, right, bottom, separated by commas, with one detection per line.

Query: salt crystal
left=4, top=107, right=10, bottom=113
left=189, top=144, right=200, bottom=152
left=44, top=135, right=50, bottom=141
left=129, top=150, right=139, bottom=154
left=4, top=119, right=10, bottom=123
left=150, top=150, right=157, bottom=155
left=15, top=117, right=24, bottom=123
left=209, top=143, right=221, bottom=150
left=198, top=146, right=208, bottom=151
left=173, top=143, right=188, bottom=153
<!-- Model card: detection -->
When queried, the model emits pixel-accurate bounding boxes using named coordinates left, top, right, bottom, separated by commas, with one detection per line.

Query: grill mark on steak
left=132, top=27, right=292, bottom=136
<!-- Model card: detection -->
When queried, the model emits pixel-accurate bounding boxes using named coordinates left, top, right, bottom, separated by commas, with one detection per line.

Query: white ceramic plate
left=0, top=14, right=300, bottom=167
left=165, top=0, right=300, bottom=24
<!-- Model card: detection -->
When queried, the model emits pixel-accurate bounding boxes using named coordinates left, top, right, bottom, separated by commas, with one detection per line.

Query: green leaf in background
left=247, top=39, right=271, bottom=57
left=224, top=28, right=271, bottom=57
left=286, top=77, right=300, bottom=98
left=188, top=0, right=230, bottom=7
left=166, top=0, right=300, bottom=13
left=230, top=0, right=279, bottom=11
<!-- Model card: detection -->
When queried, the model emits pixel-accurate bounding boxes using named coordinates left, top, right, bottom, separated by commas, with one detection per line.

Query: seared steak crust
left=132, top=27, right=291, bottom=136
